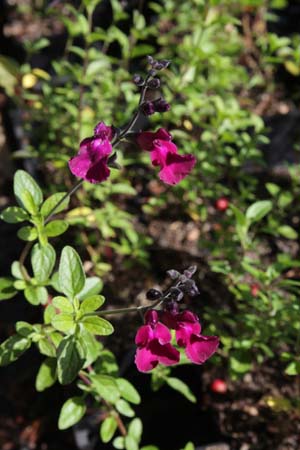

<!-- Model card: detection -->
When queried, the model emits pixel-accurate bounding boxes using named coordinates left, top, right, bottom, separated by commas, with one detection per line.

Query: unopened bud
left=154, top=98, right=170, bottom=113
left=148, top=78, right=161, bottom=89
left=147, top=55, right=154, bottom=65
left=141, top=101, right=156, bottom=116
left=167, top=269, right=180, bottom=280
left=133, top=74, right=144, bottom=86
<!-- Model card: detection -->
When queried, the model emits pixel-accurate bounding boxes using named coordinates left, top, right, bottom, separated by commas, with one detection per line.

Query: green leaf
left=246, top=200, right=272, bottom=224
left=140, top=447, right=159, bottom=450
left=128, top=418, right=142, bottom=443
left=52, top=296, right=74, bottom=313
left=24, top=285, right=48, bottom=305
left=265, top=182, right=280, bottom=197
left=36, top=358, right=57, bottom=391
left=0, top=278, right=17, bottom=300
left=58, top=397, right=86, bottom=430
left=181, top=443, right=195, bottom=450
left=15, top=321, right=34, bottom=337
left=115, top=399, right=135, bottom=417
left=91, top=374, right=120, bottom=403
left=81, top=315, right=114, bottom=335
left=0, top=334, right=31, bottom=366
left=113, top=436, right=125, bottom=449
left=80, top=295, right=105, bottom=314
left=0, top=206, right=29, bottom=223
left=125, top=435, right=138, bottom=450
left=17, top=226, right=38, bottom=241
left=38, top=338, right=56, bottom=357
left=165, top=377, right=196, bottom=403
left=116, top=378, right=141, bottom=404
left=40, top=192, right=69, bottom=218
left=51, top=313, right=75, bottom=333
left=77, top=276, right=103, bottom=300
left=45, top=220, right=69, bottom=237
left=57, top=335, right=85, bottom=385
left=78, top=328, right=102, bottom=367
left=31, top=243, right=56, bottom=282
left=44, top=304, right=56, bottom=324
left=59, top=246, right=85, bottom=299
left=20, top=190, right=38, bottom=215
left=285, top=361, right=300, bottom=376
left=100, top=416, right=118, bottom=443
left=278, top=225, right=298, bottom=240
left=230, top=350, right=252, bottom=374
left=11, top=261, right=25, bottom=279
left=14, top=170, right=43, bottom=210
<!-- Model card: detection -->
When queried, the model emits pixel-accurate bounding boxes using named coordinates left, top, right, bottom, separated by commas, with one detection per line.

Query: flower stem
left=45, top=179, right=83, bottom=224
left=115, top=74, right=151, bottom=143
left=85, top=299, right=163, bottom=317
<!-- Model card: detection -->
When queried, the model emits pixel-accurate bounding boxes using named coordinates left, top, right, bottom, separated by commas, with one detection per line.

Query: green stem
left=85, top=299, right=163, bottom=317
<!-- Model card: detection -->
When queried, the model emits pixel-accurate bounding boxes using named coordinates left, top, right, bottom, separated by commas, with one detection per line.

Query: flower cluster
left=134, top=267, right=219, bottom=372
left=68, top=57, right=196, bottom=186
left=135, top=308, right=219, bottom=372
left=137, top=128, right=196, bottom=185
left=68, top=122, right=114, bottom=184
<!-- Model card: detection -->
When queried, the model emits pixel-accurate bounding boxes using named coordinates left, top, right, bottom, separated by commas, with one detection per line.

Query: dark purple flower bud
left=147, top=55, right=154, bottom=65
left=148, top=78, right=161, bottom=89
left=141, top=101, right=155, bottom=116
left=165, top=300, right=179, bottom=314
left=154, top=98, right=170, bottom=113
left=133, top=74, right=144, bottom=86
left=160, top=59, right=171, bottom=69
left=181, top=279, right=199, bottom=296
left=183, top=265, right=197, bottom=278
left=146, top=289, right=162, bottom=301
left=167, top=269, right=180, bottom=280
left=169, top=287, right=184, bottom=302
left=152, top=61, right=164, bottom=70
left=149, top=69, right=157, bottom=77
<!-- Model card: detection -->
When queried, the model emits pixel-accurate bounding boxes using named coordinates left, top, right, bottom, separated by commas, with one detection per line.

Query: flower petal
left=159, top=153, right=196, bottom=185
left=135, top=325, right=152, bottom=346
left=150, top=140, right=178, bottom=167
left=155, top=322, right=172, bottom=345
left=85, top=158, right=110, bottom=184
left=149, top=340, right=180, bottom=366
left=185, top=335, right=219, bottom=364
left=69, top=137, right=112, bottom=183
left=94, top=122, right=114, bottom=141
left=137, top=128, right=172, bottom=151
left=135, top=346, right=159, bottom=372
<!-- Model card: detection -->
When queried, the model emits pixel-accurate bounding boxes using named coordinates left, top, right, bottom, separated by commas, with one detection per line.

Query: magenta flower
left=135, top=310, right=180, bottom=372
left=137, top=128, right=196, bottom=185
left=69, top=122, right=114, bottom=184
left=162, top=310, right=219, bottom=365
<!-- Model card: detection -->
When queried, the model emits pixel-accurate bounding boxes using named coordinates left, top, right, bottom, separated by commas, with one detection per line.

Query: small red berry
left=211, top=379, right=227, bottom=394
left=215, top=197, right=229, bottom=211
left=250, top=283, right=260, bottom=296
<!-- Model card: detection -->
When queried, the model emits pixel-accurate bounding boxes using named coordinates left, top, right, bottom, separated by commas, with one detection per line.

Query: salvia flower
left=162, top=310, right=219, bottom=365
left=137, top=128, right=196, bottom=185
left=135, top=310, right=180, bottom=372
left=69, top=122, right=114, bottom=184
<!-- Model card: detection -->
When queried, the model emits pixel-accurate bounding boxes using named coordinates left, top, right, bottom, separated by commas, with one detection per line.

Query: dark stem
left=114, top=73, right=151, bottom=143
left=85, top=298, right=163, bottom=317
left=45, top=179, right=83, bottom=224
